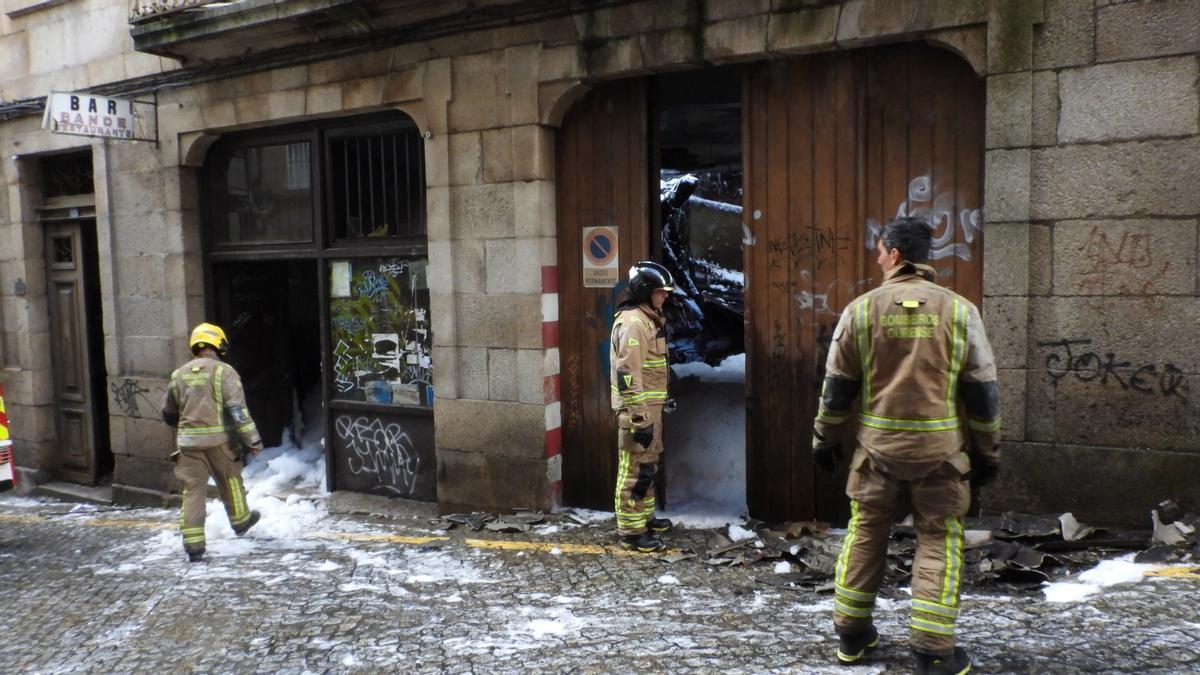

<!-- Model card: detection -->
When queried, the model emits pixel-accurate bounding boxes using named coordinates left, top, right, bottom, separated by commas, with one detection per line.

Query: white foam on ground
left=727, top=523, right=758, bottom=541
left=658, top=508, right=746, bottom=530
left=670, top=353, right=746, bottom=383
left=392, top=547, right=493, bottom=585
left=555, top=507, right=614, bottom=524
left=0, top=496, right=48, bottom=508
left=1043, top=554, right=1165, bottom=603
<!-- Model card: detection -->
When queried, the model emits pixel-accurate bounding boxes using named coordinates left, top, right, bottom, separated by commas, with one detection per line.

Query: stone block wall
left=989, top=0, right=1200, bottom=525
left=0, top=0, right=177, bottom=102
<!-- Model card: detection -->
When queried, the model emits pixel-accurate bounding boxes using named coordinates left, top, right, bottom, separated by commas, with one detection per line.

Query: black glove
left=812, top=443, right=840, bottom=472
left=631, top=425, right=654, bottom=448
left=663, top=398, right=677, bottom=415
left=969, top=459, right=1000, bottom=488
left=812, top=429, right=840, bottom=471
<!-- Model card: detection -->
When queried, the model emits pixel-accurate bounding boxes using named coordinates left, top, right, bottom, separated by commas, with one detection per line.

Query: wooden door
left=45, top=221, right=110, bottom=484
left=557, top=79, right=651, bottom=509
left=743, top=43, right=984, bottom=523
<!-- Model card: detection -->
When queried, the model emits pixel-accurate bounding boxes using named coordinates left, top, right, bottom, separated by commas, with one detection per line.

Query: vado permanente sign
left=42, top=92, right=151, bottom=141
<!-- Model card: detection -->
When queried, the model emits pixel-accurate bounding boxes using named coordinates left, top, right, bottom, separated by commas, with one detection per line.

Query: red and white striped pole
left=542, top=266, right=563, bottom=508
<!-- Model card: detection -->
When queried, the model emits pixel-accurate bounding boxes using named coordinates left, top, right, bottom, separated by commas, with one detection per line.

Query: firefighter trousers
left=174, top=441, right=253, bottom=553
left=613, top=407, right=664, bottom=536
left=832, top=448, right=971, bottom=655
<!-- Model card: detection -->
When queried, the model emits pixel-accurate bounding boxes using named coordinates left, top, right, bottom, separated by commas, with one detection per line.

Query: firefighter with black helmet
left=610, top=261, right=676, bottom=552
left=162, top=322, right=264, bottom=562
left=812, top=216, right=1001, bottom=674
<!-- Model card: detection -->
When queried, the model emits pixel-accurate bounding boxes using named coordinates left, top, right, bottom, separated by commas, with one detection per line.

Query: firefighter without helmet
left=188, top=322, right=229, bottom=356
left=626, top=261, right=675, bottom=305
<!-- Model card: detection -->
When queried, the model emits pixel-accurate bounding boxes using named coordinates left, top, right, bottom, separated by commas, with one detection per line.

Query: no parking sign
left=582, top=226, right=619, bottom=288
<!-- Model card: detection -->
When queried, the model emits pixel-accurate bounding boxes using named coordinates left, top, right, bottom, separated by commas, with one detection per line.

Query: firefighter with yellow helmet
left=162, top=322, right=263, bottom=562
left=610, top=261, right=676, bottom=553
left=812, top=216, right=1001, bottom=674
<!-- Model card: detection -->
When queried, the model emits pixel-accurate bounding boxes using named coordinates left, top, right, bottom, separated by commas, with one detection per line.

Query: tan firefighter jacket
left=610, top=303, right=669, bottom=427
left=162, top=356, right=263, bottom=454
left=813, top=262, right=1001, bottom=479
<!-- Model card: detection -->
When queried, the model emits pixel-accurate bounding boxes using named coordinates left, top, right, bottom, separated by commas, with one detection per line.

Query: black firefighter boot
left=620, top=531, right=667, bottom=553
left=185, top=546, right=205, bottom=563
left=914, top=647, right=972, bottom=675
left=836, top=626, right=880, bottom=665
left=647, top=517, right=673, bottom=533
left=232, top=510, right=261, bottom=536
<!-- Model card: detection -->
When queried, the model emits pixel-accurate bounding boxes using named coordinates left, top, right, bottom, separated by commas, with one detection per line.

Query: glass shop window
left=328, top=257, right=432, bottom=407
left=211, top=141, right=314, bottom=244
left=328, top=128, right=424, bottom=240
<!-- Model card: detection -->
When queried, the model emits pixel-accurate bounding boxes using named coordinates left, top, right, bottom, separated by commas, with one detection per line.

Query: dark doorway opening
left=212, top=260, right=322, bottom=449
left=654, top=66, right=748, bottom=522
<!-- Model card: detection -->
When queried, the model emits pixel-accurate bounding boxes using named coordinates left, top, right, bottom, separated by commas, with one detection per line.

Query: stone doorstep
left=33, top=481, right=114, bottom=506
left=326, top=490, right=439, bottom=520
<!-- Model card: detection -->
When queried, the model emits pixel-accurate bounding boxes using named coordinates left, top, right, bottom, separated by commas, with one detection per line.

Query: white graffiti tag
left=864, top=175, right=983, bottom=261
left=379, top=261, right=407, bottom=277
left=335, top=415, right=421, bottom=495
left=794, top=276, right=874, bottom=317
left=333, top=340, right=357, bottom=393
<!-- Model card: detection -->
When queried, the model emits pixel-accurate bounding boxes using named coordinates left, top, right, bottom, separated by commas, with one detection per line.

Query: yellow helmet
left=189, top=322, right=229, bottom=355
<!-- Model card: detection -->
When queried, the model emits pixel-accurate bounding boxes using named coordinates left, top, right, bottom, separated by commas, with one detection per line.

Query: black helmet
left=626, top=261, right=675, bottom=304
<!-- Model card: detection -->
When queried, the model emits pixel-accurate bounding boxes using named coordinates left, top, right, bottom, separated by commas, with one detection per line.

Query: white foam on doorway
left=662, top=354, right=747, bottom=527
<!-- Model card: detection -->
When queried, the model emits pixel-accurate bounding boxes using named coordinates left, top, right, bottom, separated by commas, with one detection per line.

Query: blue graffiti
left=332, top=315, right=368, bottom=333
left=598, top=280, right=627, bottom=374
left=356, top=270, right=390, bottom=300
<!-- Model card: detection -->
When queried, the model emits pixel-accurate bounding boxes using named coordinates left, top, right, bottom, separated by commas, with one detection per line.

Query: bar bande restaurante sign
left=42, top=93, right=144, bottom=141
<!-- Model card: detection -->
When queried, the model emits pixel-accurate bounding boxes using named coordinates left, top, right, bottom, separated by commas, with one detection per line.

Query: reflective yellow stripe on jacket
left=859, top=413, right=961, bottom=432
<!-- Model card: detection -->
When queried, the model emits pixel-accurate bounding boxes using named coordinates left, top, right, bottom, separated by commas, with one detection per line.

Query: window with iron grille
left=327, top=127, right=424, bottom=240
left=40, top=152, right=94, bottom=198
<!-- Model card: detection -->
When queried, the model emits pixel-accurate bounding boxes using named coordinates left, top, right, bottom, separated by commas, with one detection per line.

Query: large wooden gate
left=557, top=80, right=651, bottom=509
left=743, top=43, right=985, bottom=523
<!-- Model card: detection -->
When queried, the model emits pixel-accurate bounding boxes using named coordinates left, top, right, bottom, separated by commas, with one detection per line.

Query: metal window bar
left=366, top=137, right=375, bottom=235
left=354, top=139, right=362, bottom=237
left=392, top=134, right=400, bottom=234
left=404, top=132, right=413, bottom=234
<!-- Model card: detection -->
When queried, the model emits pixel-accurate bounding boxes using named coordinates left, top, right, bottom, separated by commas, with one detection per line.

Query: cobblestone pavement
left=1, top=497, right=1198, bottom=674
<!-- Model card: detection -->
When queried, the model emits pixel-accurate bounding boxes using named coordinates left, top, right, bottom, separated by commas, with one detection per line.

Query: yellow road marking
left=0, top=513, right=42, bottom=524
left=1146, top=566, right=1200, bottom=579
left=466, top=538, right=630, bottom=556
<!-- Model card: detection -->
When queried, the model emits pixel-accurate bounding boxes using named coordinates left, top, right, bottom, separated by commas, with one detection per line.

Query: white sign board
left=582, top=226, right=619, bottom=288
left=42, top=93, right=154, bottom=141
